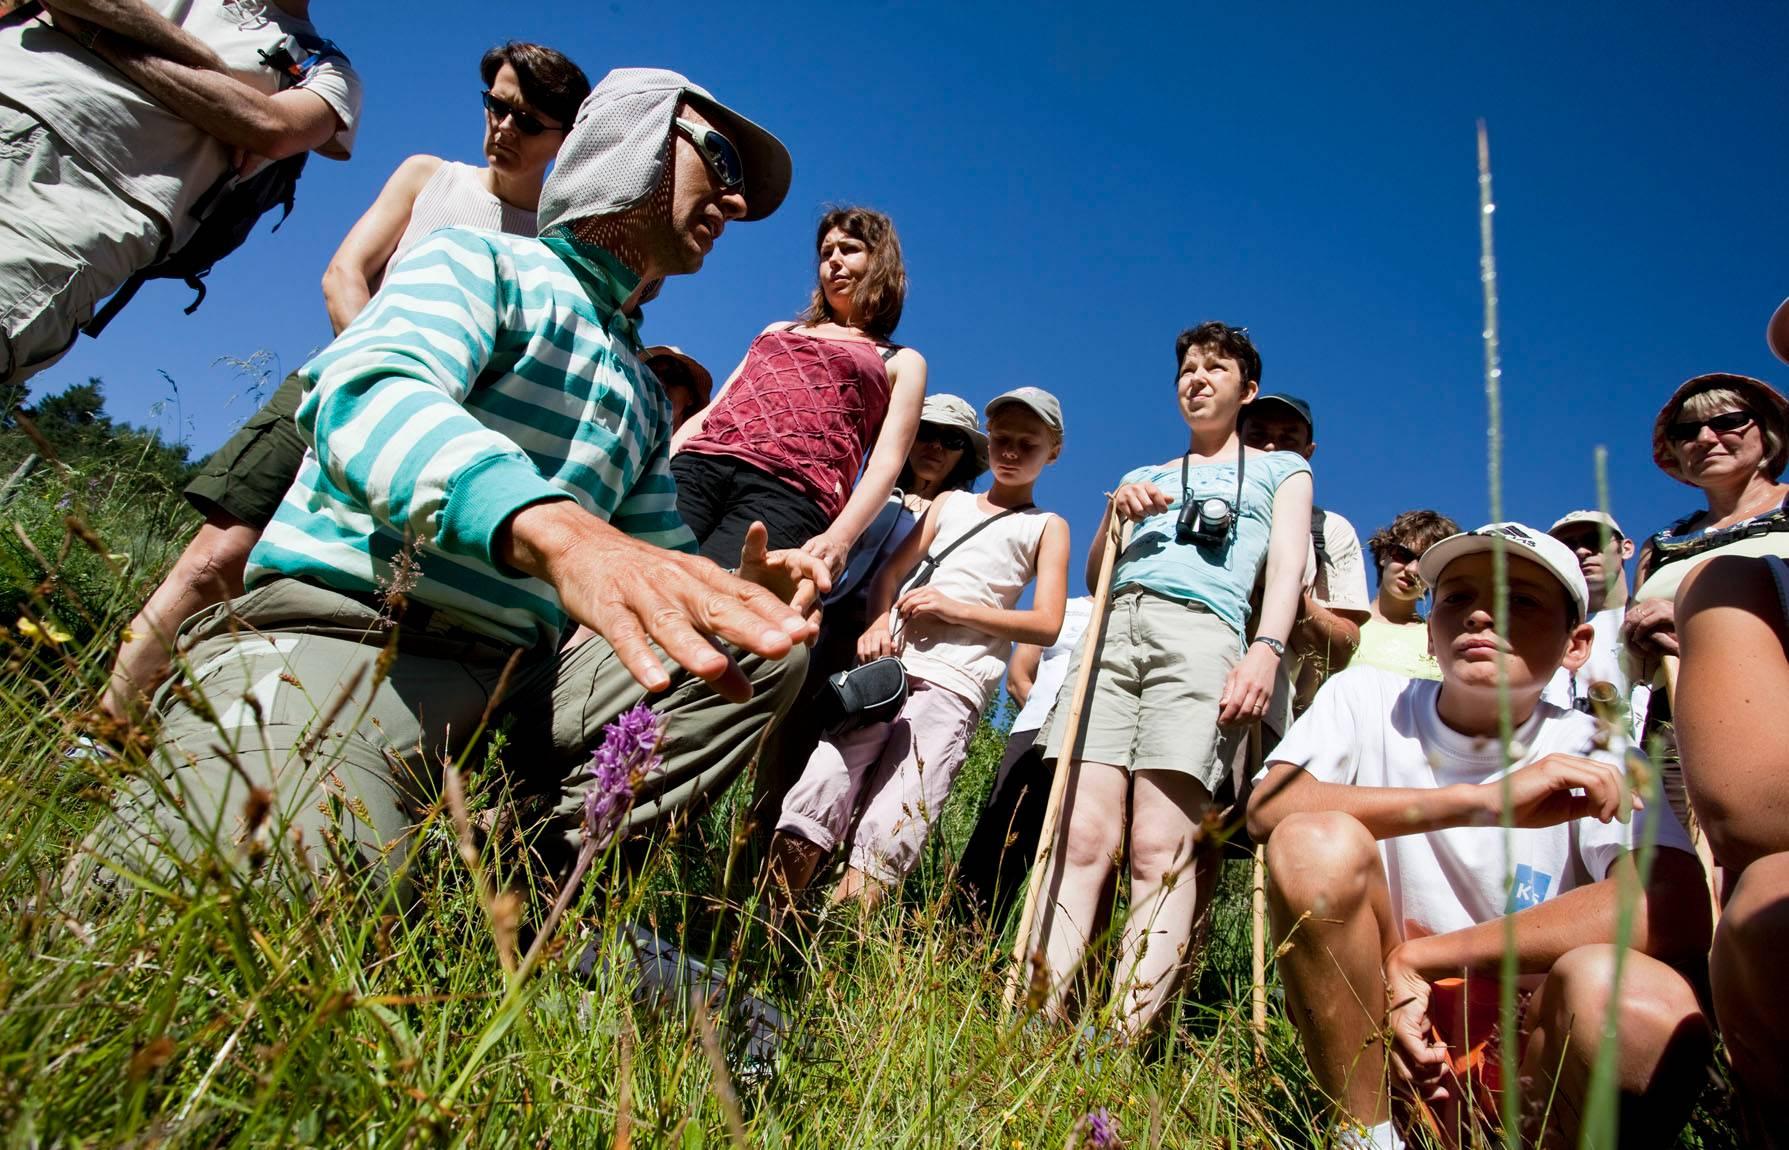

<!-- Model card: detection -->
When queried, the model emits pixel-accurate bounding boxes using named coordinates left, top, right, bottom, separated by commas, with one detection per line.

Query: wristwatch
left=1250, top=636, right=1286, bottom=658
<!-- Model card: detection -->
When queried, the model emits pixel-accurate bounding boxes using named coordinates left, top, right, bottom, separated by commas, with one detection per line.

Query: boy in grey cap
left=92, top=68, right=822, bottom=894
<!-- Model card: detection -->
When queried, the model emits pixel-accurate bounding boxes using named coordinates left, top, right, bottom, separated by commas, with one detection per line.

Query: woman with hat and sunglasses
left=1625, top=373, right=1789, bottom=672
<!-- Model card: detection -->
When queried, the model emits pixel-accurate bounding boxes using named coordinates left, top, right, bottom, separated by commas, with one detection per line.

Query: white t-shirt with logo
left=1260, top=666, right=1693, bottom=942
left=1010, top=595, right=1093, bottom=735
left=1, top=1, right=362, bottom=241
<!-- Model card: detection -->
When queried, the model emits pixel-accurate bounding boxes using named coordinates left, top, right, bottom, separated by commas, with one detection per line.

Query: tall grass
left=0, top=456, right=1342, bottom=1147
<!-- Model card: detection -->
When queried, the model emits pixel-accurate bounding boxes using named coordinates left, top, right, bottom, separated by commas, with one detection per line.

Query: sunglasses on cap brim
left=482, top=91, right=561, bottom=137
left=674, top=117, right=745, bottom=191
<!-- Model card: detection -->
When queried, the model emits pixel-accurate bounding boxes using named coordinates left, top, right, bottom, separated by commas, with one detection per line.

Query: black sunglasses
left=482, top=91, right=560, bottom=137
left=1665, top=409, right=1754, bottom=444
left=674, top=117, right=745, bottom=191
left=916, top=425, right=972, bottom=453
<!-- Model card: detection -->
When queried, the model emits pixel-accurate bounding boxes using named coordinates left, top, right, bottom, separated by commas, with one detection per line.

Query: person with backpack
left=100, top=40, right=588, bottom=725
left=0, top=0, right=362, bottom=387
left=669, top=206, right=928, bottom=578
left=1239, top=392, right=1371, bottom=729
left=765, top=389, right=1071, bottom=912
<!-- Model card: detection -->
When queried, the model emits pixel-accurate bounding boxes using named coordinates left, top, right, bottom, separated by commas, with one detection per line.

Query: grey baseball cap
left=538, top=67, right=792, bottom=235
left=985, top=386, right=1065, bottom=435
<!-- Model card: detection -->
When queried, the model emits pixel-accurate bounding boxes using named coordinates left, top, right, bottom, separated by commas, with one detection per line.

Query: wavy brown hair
left=798, top=206, right=907, bottom=340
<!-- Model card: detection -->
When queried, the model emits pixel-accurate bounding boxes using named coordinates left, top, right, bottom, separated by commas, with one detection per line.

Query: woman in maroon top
left=670, top=206, right=928, bottom=577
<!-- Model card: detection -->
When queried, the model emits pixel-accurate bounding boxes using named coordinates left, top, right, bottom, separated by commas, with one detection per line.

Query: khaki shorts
left=0, top=102, right=161, bottom=385
left=1040, top=586, right=1247, bottom=796
left=183, top=371, right=307, bottom=527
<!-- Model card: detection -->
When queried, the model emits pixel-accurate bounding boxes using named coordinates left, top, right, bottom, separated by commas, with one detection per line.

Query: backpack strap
left=1310, top=505, right=1330, bottom=570
left=906, top=497, right=1036, bottom=591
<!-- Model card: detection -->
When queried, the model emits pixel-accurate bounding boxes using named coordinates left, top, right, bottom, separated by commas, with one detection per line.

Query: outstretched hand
left=737, top=521, right=832, bottom=619
left=501, top=502, right=817, bottom=703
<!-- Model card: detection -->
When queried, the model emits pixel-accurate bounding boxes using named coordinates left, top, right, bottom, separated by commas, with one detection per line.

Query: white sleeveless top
left=393, top=160, right=538, bottom=259
left=896, top=491, right=1055, bottom=711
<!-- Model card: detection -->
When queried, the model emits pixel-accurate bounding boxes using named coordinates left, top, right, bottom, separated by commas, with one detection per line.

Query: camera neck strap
left=1179, top=435, right=1247, bottom=534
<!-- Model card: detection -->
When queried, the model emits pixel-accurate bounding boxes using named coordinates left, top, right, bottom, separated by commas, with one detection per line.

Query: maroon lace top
left=679, top=326, right=895, bottom=520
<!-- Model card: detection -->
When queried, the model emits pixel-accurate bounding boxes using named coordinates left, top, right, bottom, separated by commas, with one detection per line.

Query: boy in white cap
left=1247, top=523, right=1711, bottom=1149
left=92, top=68, right=824, bottom=893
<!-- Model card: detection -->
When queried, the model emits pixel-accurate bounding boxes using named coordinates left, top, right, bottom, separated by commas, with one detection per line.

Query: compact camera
left=1176, top=494, right=1236, bottom=548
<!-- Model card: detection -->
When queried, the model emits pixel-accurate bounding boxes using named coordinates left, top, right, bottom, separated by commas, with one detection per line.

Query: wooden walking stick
left=1247, top=722, right=1268, bottom=1056
left=1003, top=500, right=1127, bottom=1014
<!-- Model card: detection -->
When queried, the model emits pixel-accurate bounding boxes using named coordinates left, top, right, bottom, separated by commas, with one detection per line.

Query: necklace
left=220, top=0, right=271, bottom=29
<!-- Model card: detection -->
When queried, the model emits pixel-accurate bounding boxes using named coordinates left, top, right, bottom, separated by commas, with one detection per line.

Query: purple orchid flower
left=581, top=703, right=664, bottom=847
left=1079, top=1108, right=1118, bottom=1150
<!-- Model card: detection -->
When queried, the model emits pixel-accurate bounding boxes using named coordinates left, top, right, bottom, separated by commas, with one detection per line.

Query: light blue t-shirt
left=1111, top=449, right=1311, bottom=640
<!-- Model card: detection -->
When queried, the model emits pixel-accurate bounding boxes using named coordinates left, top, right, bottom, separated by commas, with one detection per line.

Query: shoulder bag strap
left=907, top=499, right=1036, bottom=591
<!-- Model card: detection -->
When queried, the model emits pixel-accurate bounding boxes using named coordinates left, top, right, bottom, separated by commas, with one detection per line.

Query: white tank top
left=393, top=160, right=538, bottom=259
left=897, top=491, right=1054, bottom=710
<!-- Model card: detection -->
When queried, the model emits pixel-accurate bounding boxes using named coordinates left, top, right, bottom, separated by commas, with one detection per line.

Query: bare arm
left=42, top=0, right=222, bottom=67
left=1393, top=848, right=1711, bottom=977
left=1249, top=752, right=1640, bottom=844
left=86, top=34, right=343, bottom=159
left=855, top=492, right=943, bottom=661
left=1006, top=642, right=1044, bottom=709
left=804, top=348, right=927, bottom=576
left=1217, top=469, right=1312, bottom=725
left=894, top=514, right=1071, bottom=647
left=322, top=155, right=442, bottom=334
left=670, top=333, right=765, bottom=453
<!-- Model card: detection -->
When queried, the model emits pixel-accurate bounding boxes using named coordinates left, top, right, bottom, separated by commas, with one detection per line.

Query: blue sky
left=31, top=1, right=1789, bottom=588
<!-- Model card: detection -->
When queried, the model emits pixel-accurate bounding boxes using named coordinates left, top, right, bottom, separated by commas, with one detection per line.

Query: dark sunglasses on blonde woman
left=1666, top=410, right=1755, bottom=444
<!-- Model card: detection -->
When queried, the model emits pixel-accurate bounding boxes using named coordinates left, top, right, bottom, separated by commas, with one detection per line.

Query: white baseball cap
left=1547, top=509, right=1625, bottom=541
left=1418, top=522, right=1590, bottom=622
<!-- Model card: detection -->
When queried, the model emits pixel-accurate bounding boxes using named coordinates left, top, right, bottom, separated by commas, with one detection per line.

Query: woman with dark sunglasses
left=321, top=41, right=590, bottom=333
left=1625, top=373, right=1789, bottom=673
left=670, top=206, right=929, bottom=580
left=102, top=41, right=590, bottom=725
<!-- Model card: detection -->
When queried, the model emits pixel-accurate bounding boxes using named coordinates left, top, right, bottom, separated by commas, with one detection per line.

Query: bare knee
left=1716, top=854, right=1789, bottom=982
left=1061, top=791, right=1123, bottom=871
left=1264, top=810, right=1377, bottom=915
left=1547, top=945, right=1706, bottom=1054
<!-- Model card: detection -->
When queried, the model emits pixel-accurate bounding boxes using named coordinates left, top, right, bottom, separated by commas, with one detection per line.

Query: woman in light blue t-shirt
left=1027, top=322, right=1312, bottom=1042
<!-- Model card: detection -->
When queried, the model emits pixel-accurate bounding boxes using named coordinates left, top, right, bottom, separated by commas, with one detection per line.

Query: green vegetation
left=0, top=393, right=1743, bottom=1147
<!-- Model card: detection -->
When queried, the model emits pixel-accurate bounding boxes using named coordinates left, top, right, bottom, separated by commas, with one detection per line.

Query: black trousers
left=952, top=727, right=1049, bottom=927
left=671, top=451, right=832, bottom=569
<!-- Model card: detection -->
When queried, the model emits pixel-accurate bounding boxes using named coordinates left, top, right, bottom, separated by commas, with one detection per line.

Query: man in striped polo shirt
left=94, top=68, right=823, bottom=892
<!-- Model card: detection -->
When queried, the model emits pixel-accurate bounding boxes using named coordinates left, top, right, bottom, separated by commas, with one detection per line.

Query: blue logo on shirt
left=1510, top=864, right=1553, bottom=911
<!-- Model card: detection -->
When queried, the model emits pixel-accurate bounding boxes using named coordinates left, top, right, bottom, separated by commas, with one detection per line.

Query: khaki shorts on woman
left=1039, top=586, right=1247, bottom=797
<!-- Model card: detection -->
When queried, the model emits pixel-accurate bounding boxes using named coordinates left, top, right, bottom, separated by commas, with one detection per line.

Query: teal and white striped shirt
left=247, top=228, right=695, bottom=648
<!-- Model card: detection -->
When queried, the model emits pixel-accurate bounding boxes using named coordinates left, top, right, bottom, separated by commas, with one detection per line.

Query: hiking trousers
left=0, top=101, right=161, bottom=386
left=93, top=580, right=806, bottom=893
